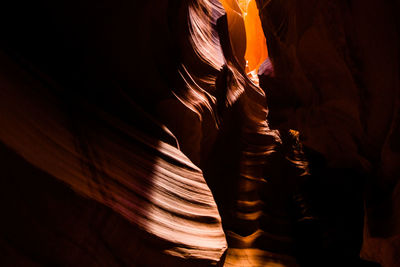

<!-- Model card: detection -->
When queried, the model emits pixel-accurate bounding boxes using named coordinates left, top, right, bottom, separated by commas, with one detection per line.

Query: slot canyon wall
left=0, top=0, right=398, bottom=266
left=256, top=0, right=400, bottom=266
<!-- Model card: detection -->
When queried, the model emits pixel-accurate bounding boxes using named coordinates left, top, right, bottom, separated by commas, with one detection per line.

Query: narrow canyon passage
left=0, top=0, right=398, bottom=266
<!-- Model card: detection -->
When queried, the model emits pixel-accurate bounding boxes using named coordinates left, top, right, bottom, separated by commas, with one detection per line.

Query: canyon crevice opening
left=0, top=0, right=399, bottom=266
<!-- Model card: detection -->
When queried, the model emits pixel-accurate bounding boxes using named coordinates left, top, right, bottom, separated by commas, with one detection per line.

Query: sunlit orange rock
left=220, top=0, right=268, bottom=73
left=243, top=0, right=268, bottom=72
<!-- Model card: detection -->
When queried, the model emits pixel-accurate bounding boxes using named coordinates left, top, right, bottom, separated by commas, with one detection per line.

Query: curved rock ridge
left=0, top=50, right=227, bottom=263
left=1, top=0, right=397, bottom=266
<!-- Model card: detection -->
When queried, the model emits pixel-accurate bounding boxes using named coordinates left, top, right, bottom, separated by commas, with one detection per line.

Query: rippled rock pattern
left=0, top=0, right=398, bottom=266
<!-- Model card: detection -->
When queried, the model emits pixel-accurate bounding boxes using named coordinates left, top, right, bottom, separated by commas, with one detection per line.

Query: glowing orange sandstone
left=220, top=0, right=268, bottom=73
left=243, top=0, right=268, bottom=72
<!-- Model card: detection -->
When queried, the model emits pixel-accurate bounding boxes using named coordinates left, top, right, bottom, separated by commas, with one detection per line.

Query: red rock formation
left=0, top=0, right=398, bottom=266
left=256, top=0, right=399, bottom=266
left=0, top=0, right=229, bottom=265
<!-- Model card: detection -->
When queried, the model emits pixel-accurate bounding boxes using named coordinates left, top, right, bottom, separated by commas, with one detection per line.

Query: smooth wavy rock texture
left=0, top=49, right=227, bottom=264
